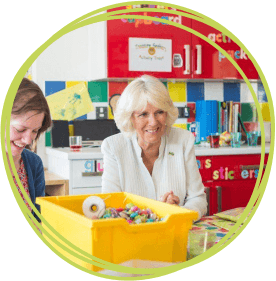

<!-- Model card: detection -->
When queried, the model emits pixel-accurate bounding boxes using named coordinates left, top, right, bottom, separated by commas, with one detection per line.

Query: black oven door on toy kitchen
left=73, top=119, right=119, bottom=145
left=51, top=120, right=69, bottom=148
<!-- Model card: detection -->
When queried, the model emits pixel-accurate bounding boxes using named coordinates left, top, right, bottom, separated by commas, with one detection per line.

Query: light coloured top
left=101, top=127, right=207, bottom=219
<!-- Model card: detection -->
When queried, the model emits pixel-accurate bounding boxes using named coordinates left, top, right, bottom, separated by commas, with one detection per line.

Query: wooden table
left=45, top=170, right=69, bottom=196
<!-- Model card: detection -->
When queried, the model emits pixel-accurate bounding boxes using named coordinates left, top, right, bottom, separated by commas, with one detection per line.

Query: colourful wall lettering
left=213, top=166, right=260, bottom=180
left=126, top=4, right=174, bottom=10
left=84, top=160, right=95, bottom=173
left=205, top=159, right=211, bottom=169
left=213, top=167, right=234, bottom=180
left=207, top=33, right=231, bottom=43
left=241, top=169, right=259, bottom=179
left=96, top=160, right=104, bottom=172
left=196, top=158, right=212, bottom=170
left=121, top=12, right=181, bottom=27
left=218, top=49, right=248, bottom=62
left=196, top=159, right=201, bottom=169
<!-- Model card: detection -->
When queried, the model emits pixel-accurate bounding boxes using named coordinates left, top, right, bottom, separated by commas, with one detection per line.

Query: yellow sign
left=46, top=82, right=94, bottom=121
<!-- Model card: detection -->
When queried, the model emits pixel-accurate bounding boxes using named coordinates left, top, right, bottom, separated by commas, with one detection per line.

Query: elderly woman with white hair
left=101, top=75, right=207, bottom=219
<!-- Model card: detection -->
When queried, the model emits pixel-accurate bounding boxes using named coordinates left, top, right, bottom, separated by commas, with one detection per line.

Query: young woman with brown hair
left=5, top=77, right=52, bottom=222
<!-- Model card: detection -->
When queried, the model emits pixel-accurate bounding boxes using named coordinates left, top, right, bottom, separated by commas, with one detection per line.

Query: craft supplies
left=82, top=196, right=106, bottom=219
left=102, top=205, right=163, bottom=224
left=37, top=192, right=198, bottom=271
left=82, top=196, right=163, bottom=224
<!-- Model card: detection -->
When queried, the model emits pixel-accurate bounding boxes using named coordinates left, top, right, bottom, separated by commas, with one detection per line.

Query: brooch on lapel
left=168, top=152, right=174, bottom=156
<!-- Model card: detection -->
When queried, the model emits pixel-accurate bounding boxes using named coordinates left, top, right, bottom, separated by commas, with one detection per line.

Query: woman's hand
left=160, top=191, right=180, bottom=205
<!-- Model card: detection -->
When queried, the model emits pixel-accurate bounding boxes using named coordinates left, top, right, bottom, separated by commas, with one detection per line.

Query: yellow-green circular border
left=1, top=1, right=274, bottom=279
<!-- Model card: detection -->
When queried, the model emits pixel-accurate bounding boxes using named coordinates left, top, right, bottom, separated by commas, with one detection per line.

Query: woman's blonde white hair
left=114, top=75, right=179, bottom=137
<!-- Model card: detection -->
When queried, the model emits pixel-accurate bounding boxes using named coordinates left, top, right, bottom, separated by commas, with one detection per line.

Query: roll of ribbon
left=82, top=196, right=106, bottom=219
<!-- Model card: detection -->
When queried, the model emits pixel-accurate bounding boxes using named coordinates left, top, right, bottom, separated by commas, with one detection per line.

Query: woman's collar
left=132, top=130, right=167, bottom=159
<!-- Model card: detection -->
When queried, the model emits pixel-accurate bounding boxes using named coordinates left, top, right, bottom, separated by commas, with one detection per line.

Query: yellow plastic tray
left=37, top=192, right=198, bottom=272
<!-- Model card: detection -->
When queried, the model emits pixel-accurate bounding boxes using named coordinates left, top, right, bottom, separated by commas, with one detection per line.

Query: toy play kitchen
left=106, top=6, right=258, bottom=80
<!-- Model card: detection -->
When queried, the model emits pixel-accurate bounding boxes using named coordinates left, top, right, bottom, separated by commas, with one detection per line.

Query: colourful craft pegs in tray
left=96, top=205, right=163, bottom=224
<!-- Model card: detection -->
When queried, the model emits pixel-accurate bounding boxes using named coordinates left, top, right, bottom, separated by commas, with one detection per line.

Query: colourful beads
left=150, top=213, right=157, bottom=220
left=126, top=203, right=135, bottom=209
left=130, top=206, right=139, bottom=212
left=140, top=210, right=147, bottom=216
left=130, top=212, right=139, bottom=218
left=135, top=218, right=142, bottom=224
left=99, top=204, right=162, bottom=224
left=140, top=216, right=147, bottom=222
left=119, top=212, right=129, bottom=219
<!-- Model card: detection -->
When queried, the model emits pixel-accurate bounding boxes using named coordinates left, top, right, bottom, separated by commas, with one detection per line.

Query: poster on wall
left=46, top=82, right=94, bottom=121
left=129, top=38, right=172, bottom=72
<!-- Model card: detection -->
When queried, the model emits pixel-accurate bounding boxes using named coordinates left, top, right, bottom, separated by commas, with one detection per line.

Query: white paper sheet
left=129, top=37, right=172, bottom=72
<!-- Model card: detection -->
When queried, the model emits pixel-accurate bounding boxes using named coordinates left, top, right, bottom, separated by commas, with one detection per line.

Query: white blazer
left=101, top=127, right=207, bottom=219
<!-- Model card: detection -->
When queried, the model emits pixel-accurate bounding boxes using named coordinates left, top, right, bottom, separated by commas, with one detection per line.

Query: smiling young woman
left=6, top=77, right=52, bottom=222
left=8, top=111, right=45, bottom=169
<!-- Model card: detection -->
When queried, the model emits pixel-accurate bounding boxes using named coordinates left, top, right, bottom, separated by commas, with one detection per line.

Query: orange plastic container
left=37, top=192, right=198, bottom=272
